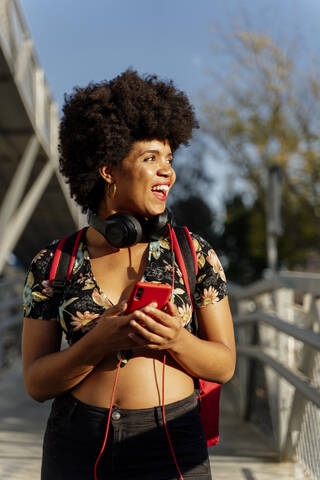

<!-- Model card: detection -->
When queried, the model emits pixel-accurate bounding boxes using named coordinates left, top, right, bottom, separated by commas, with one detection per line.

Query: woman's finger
left=140, top=305, right=175, bottom=326
left=130, top=318, right=167, bottom=344
left=128, top=334, right=162, bottom=350
left=128, top=332, right=148, bottom=345
left=134, top=310, right=169, bottom=332
left=166, top=300, right=179, bottom=316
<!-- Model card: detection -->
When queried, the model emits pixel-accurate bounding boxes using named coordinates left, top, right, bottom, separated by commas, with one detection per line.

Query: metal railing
left=0, top=274, right=24, bottom=368
left=1, top=264, right=320, bottom=479
left=230, top=271, right=320, bottom=479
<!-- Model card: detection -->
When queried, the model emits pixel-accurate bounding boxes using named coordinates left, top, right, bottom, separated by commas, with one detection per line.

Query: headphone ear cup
left=147, top=209, right=172, bottom=240
left=104, top=213, right=144, bottom=248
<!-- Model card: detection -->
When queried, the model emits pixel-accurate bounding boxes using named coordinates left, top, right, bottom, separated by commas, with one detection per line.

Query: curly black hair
left=59, top=69, right=198, bottom=213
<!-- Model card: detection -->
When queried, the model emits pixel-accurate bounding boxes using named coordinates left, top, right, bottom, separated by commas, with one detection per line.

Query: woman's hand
left=22, top=299, right=152, bottom=402
left=101, top=300, right=128, bottom=318
left=93, top=300, right=151, bottom=352
left=127, top=301, right=184, bottom=350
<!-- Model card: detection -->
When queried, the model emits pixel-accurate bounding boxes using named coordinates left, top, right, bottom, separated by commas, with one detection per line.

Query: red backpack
left=50, top=226, right=221, bottom=447
left=171, top=227, right=221, bottom=447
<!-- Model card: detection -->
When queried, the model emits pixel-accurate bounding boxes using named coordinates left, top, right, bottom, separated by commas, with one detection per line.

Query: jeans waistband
left=54, top=390, right=197, bottom=422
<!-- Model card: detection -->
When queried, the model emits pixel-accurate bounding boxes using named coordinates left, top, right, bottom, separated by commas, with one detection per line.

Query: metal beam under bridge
left=0, top=0, right=85, bottom=273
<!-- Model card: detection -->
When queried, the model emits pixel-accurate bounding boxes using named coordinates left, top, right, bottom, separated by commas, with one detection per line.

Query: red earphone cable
left=168, top=224, right=175, bottom=289
left=161, top=353, right=184, bottom=480
left=164, top=224, right=184, bottom=478
left=95, top=225, right=181, bottom=480
left=94, top=358, right=122, bottom=480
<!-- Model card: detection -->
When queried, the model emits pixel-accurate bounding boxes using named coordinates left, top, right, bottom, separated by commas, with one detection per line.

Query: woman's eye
left=143, top=155, right=174, bottom=165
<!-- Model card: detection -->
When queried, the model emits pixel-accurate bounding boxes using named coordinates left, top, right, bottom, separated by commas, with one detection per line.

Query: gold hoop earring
left=107, top=183, right=116, bottom=199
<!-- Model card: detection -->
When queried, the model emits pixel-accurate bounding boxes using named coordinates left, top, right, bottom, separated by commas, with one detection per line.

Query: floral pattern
left=92, top=288, right=112, bottom=309
left=201, top=286, right=219, bottom=306
left=206, top=249, right=226, bottom=282
left=178, top=304, right=192, bottom=326
left=23, top=228, right=228, bottom=344
left=70, top=311, right=100, bottom=332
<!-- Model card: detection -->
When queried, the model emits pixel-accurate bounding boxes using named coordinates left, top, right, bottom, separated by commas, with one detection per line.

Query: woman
left=22, top=69, right=236, bottom=480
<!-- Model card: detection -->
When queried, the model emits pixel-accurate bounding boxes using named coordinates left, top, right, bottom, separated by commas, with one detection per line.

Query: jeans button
left=112, top=410, right=121, bottom=420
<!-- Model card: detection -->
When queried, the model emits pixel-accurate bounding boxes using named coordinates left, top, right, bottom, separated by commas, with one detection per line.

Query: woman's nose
left=157, top=160, right=173, bottom=177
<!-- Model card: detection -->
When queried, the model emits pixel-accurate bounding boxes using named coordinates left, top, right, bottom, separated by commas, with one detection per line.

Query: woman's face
left=104, top=139, right=176, bottom=218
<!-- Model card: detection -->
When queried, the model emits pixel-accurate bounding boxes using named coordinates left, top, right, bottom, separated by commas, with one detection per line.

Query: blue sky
left=20, top=0, right=320, bottom=109
left=19, top=0, right=320, bottom=214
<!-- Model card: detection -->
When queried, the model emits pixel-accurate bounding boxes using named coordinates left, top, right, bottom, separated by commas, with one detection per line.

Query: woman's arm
left=22, top=302, right=145, bottom=402
left=128, top=296, right=236, bottom=384
left=168, top=297, right=236, bottom=383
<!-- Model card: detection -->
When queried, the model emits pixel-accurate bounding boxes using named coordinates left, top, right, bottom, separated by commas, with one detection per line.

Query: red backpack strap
left=172, top=226, right=221, bottom=448
left=182, top=226, right=198, bottom=276
left=49, top=229, right=85, bottom=290
left=49, top=237, right=68, bottom=286
left=171, top=226, right=198, bottom=308
left=170, top=227, right=192, bottom=308
left=66, top=229, right=85, bottom=280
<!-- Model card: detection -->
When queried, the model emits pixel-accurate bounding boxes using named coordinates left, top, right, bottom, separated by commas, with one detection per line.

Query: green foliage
left=169, top=135, right=214, bottom=205
left=170, top=195, right=219, bottom=248
left=218, top=195, right=267, bottom=285
left=202, top=29, right=320, bottom=277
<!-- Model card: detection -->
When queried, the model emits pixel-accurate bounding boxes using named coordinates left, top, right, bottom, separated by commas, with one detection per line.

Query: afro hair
left=59, top=69, right=198, bottom=213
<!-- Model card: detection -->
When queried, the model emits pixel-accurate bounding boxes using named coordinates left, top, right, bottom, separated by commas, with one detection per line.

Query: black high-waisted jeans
left=41, top=391, right=212, bottom=480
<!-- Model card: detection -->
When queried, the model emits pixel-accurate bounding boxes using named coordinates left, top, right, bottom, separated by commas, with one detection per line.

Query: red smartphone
left=125, top=282, right=172, bottom=314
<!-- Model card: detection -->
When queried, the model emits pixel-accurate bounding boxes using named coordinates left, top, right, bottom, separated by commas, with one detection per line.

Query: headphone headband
left=87, top=209, right=172, bottom=248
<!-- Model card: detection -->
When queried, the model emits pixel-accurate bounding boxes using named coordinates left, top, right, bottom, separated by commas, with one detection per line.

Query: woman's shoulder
left=26, top=229, right=84, bottom=277
left=28, top=239, right=60, bottom=272
left=185, top=230, right=220, bottom=261
left=188, top=231, right=211, bottom=250
left=167, top=227, right=219, bottom=261
left=23, top=238, right=67, bottom=320
left=187, top=230, right=224, bottom=269
left=29, top=229, right=87, bottom=267
left=26, top=228, right=89, bottom=283
left=187, top=230, right=228, bottom=304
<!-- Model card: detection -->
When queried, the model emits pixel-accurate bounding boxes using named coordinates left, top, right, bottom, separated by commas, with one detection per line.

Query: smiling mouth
left=151, top=185, right=169, bottom=202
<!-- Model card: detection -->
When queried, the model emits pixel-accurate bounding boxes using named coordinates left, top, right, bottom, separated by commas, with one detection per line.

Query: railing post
left=230, top=273, right=320, bottom=477
left=273, top=287, right=295, bottom=458
left=247, top=286, right=277, bottom=453
left=284, top=295, right=320, bottom=473
left=237, top=297, right=256, bottom=420
left=0, top=286, right=4, bottom=367
left=0, top=276, right=25, bottom=369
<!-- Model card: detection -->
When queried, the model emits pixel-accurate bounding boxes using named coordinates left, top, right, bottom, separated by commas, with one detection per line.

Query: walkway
left=0, top=361, right=48, bottom=479
left=0, top=361, right=296, bottom=480
left=209, top=388, right=296, bottom=479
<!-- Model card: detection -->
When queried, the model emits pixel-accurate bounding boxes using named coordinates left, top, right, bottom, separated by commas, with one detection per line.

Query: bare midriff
left=71, top=349, right=194, bottom=409
left=73, top=230, right=194, bottom=408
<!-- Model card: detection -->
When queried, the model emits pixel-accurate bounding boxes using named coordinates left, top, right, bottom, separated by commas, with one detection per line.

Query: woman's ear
left=99, top=165, right=113, bottom=184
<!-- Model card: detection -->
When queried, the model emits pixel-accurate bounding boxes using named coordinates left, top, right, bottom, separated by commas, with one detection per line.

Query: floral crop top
left=23, top=228, right=228, bottom=345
